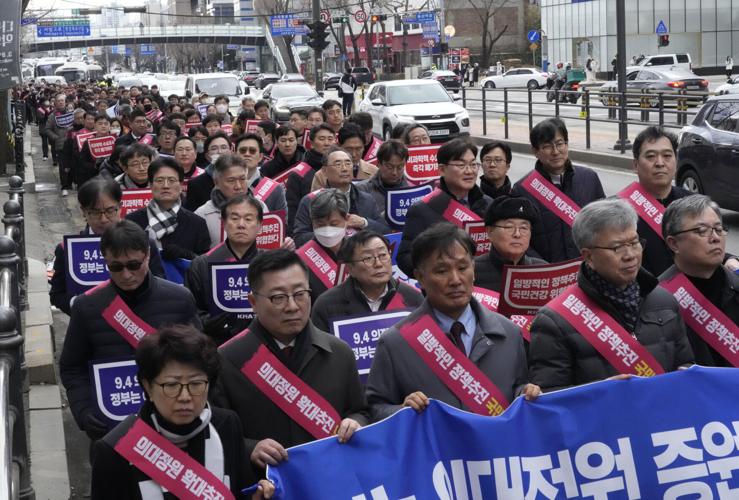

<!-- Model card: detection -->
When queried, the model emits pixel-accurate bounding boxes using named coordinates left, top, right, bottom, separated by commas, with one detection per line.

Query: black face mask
left=72, top=123, right=84, bottom=131
left=143, top=104, right=153, bottom=112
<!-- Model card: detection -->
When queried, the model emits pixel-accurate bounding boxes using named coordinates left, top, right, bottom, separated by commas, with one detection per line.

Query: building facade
left=542, top=0, right=739, bottom=71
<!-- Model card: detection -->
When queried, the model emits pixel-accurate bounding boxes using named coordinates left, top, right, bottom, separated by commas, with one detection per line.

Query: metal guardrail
left=0, top=175, right=32, bottom=500
left=460, top=85, right=709, bottom=154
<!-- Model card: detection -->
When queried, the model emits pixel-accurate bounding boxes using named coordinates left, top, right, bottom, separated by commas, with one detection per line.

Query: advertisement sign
left=0, top=3, right=21, bottom=89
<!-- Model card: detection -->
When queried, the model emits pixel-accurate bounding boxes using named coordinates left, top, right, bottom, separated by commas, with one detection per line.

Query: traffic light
left=332, top=16, right=348, bottom=24
left=658, top=34, right=670, bottom=47
left=371, top=14, right=387, bottom=23
left=306, top=21, right=330, bottom=52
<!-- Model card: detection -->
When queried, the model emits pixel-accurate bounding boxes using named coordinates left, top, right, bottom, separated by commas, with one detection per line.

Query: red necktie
left=282, top=346, right=293, bottom=358
left=448, top=321, right=466, bottom=355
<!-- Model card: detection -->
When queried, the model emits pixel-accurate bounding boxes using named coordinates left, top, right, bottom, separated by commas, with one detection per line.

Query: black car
left=420, top=70, right=462, bottom=93
left=350, top=67, right=374, bottom=86
left=677, top=95, right=739, bottom=211
left=255, top=73, right=280, bottom=89
left=262, top=83, right=325, bottom=124
left=323, top=72, right=341, bottom=90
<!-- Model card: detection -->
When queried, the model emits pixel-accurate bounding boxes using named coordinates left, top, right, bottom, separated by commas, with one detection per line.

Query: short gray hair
left=213, top=153, right=245, bottom=178
left=310, top=188, right=348, bottom=222
left=321, top=146, right=351, bottom=167
left=662, top=194, right=722, bottom=239
left=572, top=198, right=638, bottom=250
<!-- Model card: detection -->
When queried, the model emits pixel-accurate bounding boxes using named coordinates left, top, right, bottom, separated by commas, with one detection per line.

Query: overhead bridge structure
left=24, top=24, right=267, bottom=53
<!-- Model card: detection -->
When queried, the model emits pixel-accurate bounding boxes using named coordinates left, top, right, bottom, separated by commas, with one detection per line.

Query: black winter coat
left=126, top=206, right=211, bottom=259
left=311, top=277, right=423, bottom=332
left=478, top=175, right=512, bottom=200
left=91, top=403, right=254, bottom=499
left=285, top=149, right=323, bottom=235
left=260, top=145, right=306, bottom=179
left=659, top=265, right=739, bottom=367
left=528, top=267, right=694, bottom=392
left=183, top=165, right=215, bottom=212
left=511, top=161, right=605, bottom=263
left=637, top=185, right=691, bottom=276
left=397, top=178, right=492, bottom=277
left=59, top=275, right=202, bottom=437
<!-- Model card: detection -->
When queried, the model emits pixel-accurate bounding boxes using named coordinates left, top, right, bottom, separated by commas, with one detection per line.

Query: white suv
left=358, top=80, right=470, bottom=141
left=631, top=53, right=692, bottom=72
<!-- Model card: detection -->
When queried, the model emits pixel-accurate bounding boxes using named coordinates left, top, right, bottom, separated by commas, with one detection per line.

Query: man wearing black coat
left=511, top=118, right=605, bottom=263
left=312, top=231, right=423, bottom=332
left=183, top=132, right=232, bottom=212
left=260, top=126, right=306, bottom=179
left=474, top=196, right=546, bottom=293
left=60, top=221, right=201, bottom=441
left=529, top=199, right=694, bottom=392
left=660, top=195, right=739, bottom=367
left=355, top=140, right=410, bottom=221
left=211, top=250, right=368, bottom=475
left=397, top=138, right=493, bottom=277
left=113, top=109, right=155, bottom=149
left=126, top=158, right=211, bottom=260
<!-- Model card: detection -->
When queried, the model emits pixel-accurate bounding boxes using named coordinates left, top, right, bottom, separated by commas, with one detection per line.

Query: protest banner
left=385, top=184, right=434, bottom=228
left=91, top=358, right=145, bottom=427
left=76, top=131, right=96, bottom=150
left=405, top=144, right=440, bottom=183
left=119, top=189, right=153, bottom=217
left=499, top=258, right=581, bottom=316
left=88, top=135, right=116, bottom=159
left=255, top=212, right=285, bottom=250
left=618, top=182, right=665, bottom=240
left=265, top=366, right=739, bottom=499
left=464, top=221, right=491, bottom=256
left=64, top=235, right=109, bottom=295
left=209, top=263, right=252, bottom=320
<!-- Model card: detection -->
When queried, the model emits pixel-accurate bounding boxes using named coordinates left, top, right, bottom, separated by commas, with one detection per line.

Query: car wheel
left=484, top=81, right=495, bottom=89
left=679, top=169, right=704, bottom=194
left=527, top=80, right=539, bottom=90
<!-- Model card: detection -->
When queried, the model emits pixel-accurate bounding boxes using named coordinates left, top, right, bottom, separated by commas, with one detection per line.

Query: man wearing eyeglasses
left=659, top=195, right=739, bottom=367
left=529, top=199, right=694, bottom=392
left=115, top=143, right=156, bottom=189
left=60, top=220, right=201, bottom=443
left=114, top=108, right=155, bottom=148
left=212, top=249, right=368, bottom=474
left=311, top=230, right=423, bottom=332
left=235, top=133, right=288, bottom=215
left=397, top=138, right=493, bottom=277
left=478, top=141, right=513, bottom=200
left=311, top=124, right=377, bottom=190
left=511, top=117, right=605, bottom=263
left=126, top=157, right=210, bottom=260
left=155, top=119, right=180, bottom=157
left=475, top=196, right=546, bottom=293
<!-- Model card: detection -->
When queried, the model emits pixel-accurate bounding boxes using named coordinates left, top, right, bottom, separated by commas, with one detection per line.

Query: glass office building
left=541, top=0, right=737, bottom=70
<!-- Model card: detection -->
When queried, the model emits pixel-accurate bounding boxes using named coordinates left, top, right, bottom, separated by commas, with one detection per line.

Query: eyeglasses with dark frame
left=589, top=238, right=646, bottom=256
left=84, top=205, right=119, bottom=219
left=670, top=225, right=729, bottom=239
left=349, top=252, right=391, bottom=266
left=154, top=380, right=209, bottom=398
left=252, top=289, right=312, bottom=307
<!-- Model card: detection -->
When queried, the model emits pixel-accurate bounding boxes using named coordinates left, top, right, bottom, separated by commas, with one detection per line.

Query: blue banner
left=90, top=358, right=145, bottom=428
left=161, top=257, right=191, bottom=285
left=385, top=183, right=434, bottom=227
left=265, top=367, right=739, bottom=498
left=384, top=232, right=419, bottom=289
left=330, top=310, right=411, bottom=381
left=56, top=112, right=74, bottom=128
left=208, top=263, right=253, bottom=319
left=64, top=235, right=109, bottom=296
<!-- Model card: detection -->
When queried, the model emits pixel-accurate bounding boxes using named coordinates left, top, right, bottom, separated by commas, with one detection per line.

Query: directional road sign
left=527, top=30, right=540, bottom=42
left=655, top=20, right=668, bottom=34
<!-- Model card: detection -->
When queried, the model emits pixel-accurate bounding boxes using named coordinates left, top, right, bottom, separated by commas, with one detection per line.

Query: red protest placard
left=256, top=211, right=285, bottom=250
left=183, top=121, right=202, bottom=135
left=76, top=131, right=96, bottom=151
left=302, top=129, right=312, bottom=150
left=221, top=123, right=233, bottom=136
left=119, top=189, right=153, bottom=217
left=498, top=258, right=582, bottom=316
left=405, top=144, right=441, bottom=183
left=88, top=136, right=116, bottom=159
left=245, top=120, right=260, bottom=134
left=464, top=221, right=491, bottom=256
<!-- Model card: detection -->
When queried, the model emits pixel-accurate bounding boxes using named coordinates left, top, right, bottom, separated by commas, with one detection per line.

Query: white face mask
left=209, top=153, right=220, bottom=164
left=110, top=128, right=121, bottom=136
left=314, top=225, right=346, bottom=248
left=196, top=142, right=205, bottom=153
left=216, top=104, right=228, bottom=114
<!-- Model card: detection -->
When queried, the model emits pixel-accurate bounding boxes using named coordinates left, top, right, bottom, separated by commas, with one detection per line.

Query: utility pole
left=613, top=0, right=631, bottom=152
left=438, top=0, right=446, bottom=69
left=312, top=0, right=322, bottom=91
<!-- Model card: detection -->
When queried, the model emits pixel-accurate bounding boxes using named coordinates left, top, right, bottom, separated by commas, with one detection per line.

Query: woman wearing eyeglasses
left=91, top=324, right=274, bottom=499
left=49, top=177, right=166, bottom=316
left=60, top=220, right=202, bottom=445
left=474, top=196, right=547, bottom=293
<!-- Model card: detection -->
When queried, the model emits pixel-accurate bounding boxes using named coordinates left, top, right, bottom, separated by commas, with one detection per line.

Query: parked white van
left=631, top=53, right=692, bottom=72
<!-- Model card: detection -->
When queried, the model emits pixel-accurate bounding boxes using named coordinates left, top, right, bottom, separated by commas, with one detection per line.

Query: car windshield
left=195, top=77, right=239, bottom=95
left=387, top=84, right=451, bottom=105
left=271, top=85, right=317, bottom=98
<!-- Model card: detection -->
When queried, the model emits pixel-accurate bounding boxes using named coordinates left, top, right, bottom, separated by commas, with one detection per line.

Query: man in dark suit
left=114, top=108, right=154, bottom=148
left=126, top=157, right=211, bottom=260
left=211, top=249, right=368, bottom=474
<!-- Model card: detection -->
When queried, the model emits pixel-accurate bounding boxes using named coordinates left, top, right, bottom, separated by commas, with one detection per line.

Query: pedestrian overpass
left=23, top=24, right=267, bottom=53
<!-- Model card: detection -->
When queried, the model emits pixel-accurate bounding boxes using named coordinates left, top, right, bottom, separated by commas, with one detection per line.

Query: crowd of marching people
left=17, top=76, right=738, bottom=498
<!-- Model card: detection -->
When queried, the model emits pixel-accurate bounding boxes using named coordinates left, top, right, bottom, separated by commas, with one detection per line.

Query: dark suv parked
left=351, top=67, right=374, bottom=85
left=677, top=95, right=739, bottom=211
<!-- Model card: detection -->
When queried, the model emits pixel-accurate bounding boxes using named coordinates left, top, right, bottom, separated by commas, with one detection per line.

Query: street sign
left=269, top=14, right=309, bottom=36
left=422, top=22, right=439, bottom=41
left=320, top=10, right=330, bottom=23
left=37, top=18, right=91, bottom=37
left=226, top=44, right=239, bottom=50
left=354, top=10, right=367, bottom=23
left=527, top=29, right=540, bottom=42
left=416, top=11, right=435, bottom=23
left=21, top=18, right=37, bottom=26
left=529, top=42, right=538, bottom=51
left=140, top=44, right=156, bottom=55
left=655, top=20, right=668, bottom=34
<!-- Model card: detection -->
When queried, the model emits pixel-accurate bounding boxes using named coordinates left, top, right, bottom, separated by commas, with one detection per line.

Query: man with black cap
left=474, top=196, right=547, bottom=293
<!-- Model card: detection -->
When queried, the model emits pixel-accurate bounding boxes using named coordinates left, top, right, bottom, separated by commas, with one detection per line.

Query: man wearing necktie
left=366, top=223, right=541, bottom=422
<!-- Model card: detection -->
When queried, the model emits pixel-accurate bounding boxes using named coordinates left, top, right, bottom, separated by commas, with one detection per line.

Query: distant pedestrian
left=471, top=63, right=480, bottom=87
left=339, top=68, right=357, bottom=116
left=726, top=56, right=734, bottom=80
left=611, top=53, right=618, bottom=80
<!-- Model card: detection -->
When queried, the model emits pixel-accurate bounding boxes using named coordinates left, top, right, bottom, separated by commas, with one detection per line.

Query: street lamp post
left=613, top=0, right=631, bottom=152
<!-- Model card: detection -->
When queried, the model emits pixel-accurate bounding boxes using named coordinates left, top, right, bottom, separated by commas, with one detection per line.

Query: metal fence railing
left=0, top=173, right=32, bottom=500
left=458, top=85, right=710, bottom=154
